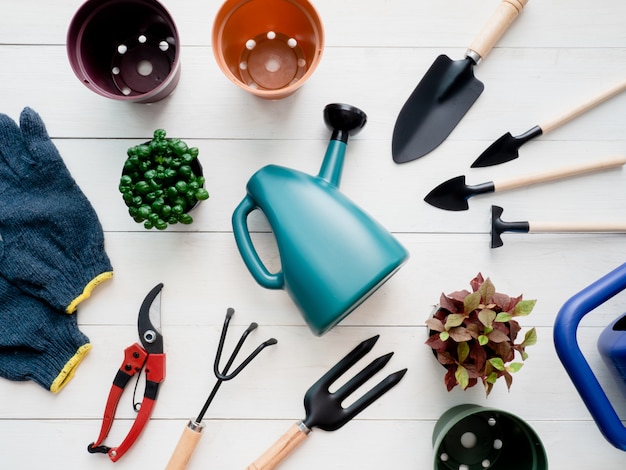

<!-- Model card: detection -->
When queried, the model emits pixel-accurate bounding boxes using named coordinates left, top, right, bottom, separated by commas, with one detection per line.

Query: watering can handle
left=232, top=195, right=284, bottom=290
left=554, top=262, right=626, bottom=451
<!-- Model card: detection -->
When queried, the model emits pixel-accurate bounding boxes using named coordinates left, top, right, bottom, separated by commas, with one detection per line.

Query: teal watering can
left=232, top=104, right=409, bottom=335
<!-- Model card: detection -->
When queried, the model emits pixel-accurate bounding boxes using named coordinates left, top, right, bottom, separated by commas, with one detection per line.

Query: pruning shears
left=88, top=283, right=166, bottom=462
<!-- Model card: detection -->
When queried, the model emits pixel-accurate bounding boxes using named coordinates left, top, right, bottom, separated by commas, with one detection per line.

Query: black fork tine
left=342, top=368, right=408, bottom=421
left=333, top=352, right=394, bottom=401
left=316, top=335, right=380, bottom=388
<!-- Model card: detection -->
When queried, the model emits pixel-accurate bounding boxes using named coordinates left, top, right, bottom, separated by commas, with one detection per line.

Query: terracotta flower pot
left=212, top=0, right=324, bottom=99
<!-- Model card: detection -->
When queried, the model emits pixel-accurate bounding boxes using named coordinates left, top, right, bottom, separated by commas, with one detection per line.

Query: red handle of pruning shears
left=88, top=343, right=166, bottom=462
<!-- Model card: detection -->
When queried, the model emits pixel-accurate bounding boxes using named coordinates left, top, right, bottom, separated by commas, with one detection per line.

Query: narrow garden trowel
left=472, top=77, right=626, bottom=167
left=424, top=155, right=626, bottom=211
left=491, top=205, right=626, bottom=248
left=392, top=0, right=529, bottom=163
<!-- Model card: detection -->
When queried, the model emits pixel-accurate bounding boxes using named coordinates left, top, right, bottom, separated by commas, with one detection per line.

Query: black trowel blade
left=392, top=55, right=484, bottom=163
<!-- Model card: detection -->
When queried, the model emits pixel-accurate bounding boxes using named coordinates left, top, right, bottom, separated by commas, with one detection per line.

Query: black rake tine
left=342, top=368, right=408, bottom=420
left=333, top=352, right=394, bottom=401
left=218, top=338, right=278, bottom=380
left=316, top=335, right=380, bottom=388
left=214, top=308, right=276, bottom=381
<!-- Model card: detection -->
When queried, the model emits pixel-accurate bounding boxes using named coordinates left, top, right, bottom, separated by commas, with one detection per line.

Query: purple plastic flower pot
left=67, top=0, right=181, bottom=103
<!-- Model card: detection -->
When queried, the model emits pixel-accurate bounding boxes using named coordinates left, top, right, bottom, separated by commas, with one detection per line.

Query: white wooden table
left=1, top=1, right=626, bottom=468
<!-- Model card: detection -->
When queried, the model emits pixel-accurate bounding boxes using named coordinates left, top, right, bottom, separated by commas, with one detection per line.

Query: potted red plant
left=425, top=273, right=537, bottom=396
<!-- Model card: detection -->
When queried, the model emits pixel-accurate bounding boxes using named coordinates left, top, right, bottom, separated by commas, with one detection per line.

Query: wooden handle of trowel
left=494, top=155, right=626, bottom=192
left=540, top=78, right=626, bottom=134
left=247, top=422, right=310, bottom=470
left=165, top=420, right=205, bottom=470
left=468, top=0, right=529, bottom=61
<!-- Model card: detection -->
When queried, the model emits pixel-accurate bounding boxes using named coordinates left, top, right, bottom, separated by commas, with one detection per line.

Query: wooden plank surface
left=0, top=0, right=625, bottom=468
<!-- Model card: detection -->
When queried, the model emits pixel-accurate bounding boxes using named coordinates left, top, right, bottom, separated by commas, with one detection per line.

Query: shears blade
left=138, top=283, right=164, bottom=354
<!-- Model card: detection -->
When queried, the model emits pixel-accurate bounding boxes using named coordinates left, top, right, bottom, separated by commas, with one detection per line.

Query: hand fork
left=247, top=335, right=407, bottom=470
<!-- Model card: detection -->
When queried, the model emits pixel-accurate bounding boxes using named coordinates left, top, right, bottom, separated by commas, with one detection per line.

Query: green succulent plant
left=425, top=273, right=537, bottom=396
left=119, top=129, right=209, bottom=230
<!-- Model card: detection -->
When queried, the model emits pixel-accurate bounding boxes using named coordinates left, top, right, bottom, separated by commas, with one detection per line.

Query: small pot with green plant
left=119, top=129, right=209, bottom=230
left=425, top=273, right=537, bottom=396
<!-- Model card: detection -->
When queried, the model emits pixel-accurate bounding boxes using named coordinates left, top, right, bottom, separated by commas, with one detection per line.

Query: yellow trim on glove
left=50, top=343, right=92, bottom=393
left=66, top=271, right=114, bottom=314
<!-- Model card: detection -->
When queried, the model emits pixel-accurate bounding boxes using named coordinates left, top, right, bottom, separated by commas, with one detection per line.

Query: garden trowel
left=392, top=0, right=529, bottom=163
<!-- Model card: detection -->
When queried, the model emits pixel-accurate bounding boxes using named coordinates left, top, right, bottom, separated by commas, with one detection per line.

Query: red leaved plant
left=425, top=273, right=537, bottom=396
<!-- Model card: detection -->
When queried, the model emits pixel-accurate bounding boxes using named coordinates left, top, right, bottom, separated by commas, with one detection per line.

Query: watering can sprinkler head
left=324, top=103, right=367, bottom=143
left=319, top=103, right=367, bottom=187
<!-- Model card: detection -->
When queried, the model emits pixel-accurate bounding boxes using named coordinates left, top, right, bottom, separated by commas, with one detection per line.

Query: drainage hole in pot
left=137, top=60, right=153, bottom=77
left=460, top=432, right=478, bottom=449
left=117, top=44, right=127, bottom=54
left=439, top=453, right=449, bottom=462
left=459, top=465, right=469, bottom=470
left=482, top=459, right=491, bottom=468
left=159, top=40, right=170, bottom=51
left=488, top=417, right=497, bottom=426
left=493, top=438, right=503, bottom=450
left=138, top=34, right=147, bottom=44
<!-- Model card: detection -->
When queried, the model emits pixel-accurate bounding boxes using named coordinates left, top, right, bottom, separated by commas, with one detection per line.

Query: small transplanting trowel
left=424, top=155, right=626, bottom=211
left=472, top=77, right=626, bottom=167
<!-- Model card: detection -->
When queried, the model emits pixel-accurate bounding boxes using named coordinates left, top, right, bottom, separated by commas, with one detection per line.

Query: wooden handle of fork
left=247, top=422, right=310, bottom=470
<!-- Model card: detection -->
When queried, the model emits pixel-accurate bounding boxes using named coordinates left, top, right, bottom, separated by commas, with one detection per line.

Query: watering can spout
left=317, top=104, right=367, bottom=187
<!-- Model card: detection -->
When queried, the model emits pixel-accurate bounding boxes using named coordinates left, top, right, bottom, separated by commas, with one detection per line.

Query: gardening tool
left=247, top=335, right=407, bottom=469
left=472, top=77, right=626, bottom=167
left=165, top=308, right=276, bottom=470
left=392, top=0, right=529, bottom=163
left=491, top=205, right=626, bottom=248
left=433, top=405, right=547, bottom=469
left=554, top=263, right=626, bottom=451
left=232, top=104, right=409, bottom=336
left=88, top=283, right=165, bottom=462
left=424, top=154, right=626, bottom=211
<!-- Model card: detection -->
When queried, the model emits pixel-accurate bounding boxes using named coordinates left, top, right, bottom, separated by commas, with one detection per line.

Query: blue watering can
left=554, top=262, right=626, bottom=451
left=232, top=104, right=409, bottom=336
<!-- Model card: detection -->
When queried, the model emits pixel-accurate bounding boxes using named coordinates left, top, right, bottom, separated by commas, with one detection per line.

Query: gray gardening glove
left=0, top=107, right=113, bottom=313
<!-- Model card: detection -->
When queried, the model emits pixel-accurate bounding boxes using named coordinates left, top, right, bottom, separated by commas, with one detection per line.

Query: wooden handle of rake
left=165, top=420, right=205, bottom=470
left=529, top=222, right=626, bottom=233
left=247, top=422, right=310, bottom=470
